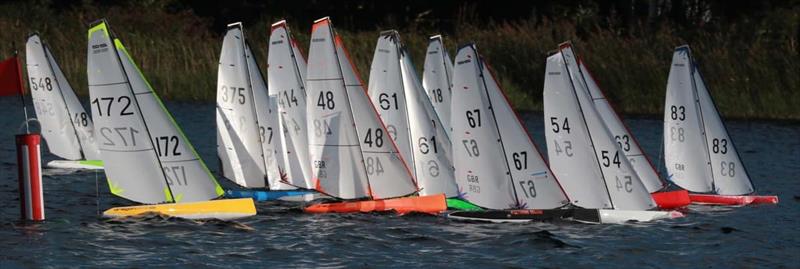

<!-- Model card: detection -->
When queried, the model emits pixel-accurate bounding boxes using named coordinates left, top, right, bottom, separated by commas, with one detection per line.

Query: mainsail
left=306, top=17, right=418, bottom=199
left=422, top=35, right=454, bottom=136
left=267, top=20, right=315, bottom=189
left=87, top=20, right=222, bottom=204
left=368, top=31, right=458, bottom=197
left=665, top=46, right=754, bottom=195
left=27, top=34, right=101, bottom=161
left=451, top=44, right=569, bottom=210
left=545, top=49, right=655, bottom=210
left=216, top=23, right=268, bottom=188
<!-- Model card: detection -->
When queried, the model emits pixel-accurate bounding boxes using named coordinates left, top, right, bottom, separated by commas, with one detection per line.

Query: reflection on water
left=0, top=98, right=797, bottom=267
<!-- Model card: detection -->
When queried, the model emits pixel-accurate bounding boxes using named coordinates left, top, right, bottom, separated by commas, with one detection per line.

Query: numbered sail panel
left=399, top=47, right=458, bottom=197
left=543, top=53, right=613, bottom=209
left=306, top=18, right=370, bottom=199
left=560, top=48, right=655, bottom=210
left=664, top=47, right=714, bottom=192
left=692, top=63, right=754, bottom=195
left=114, top=38, right=222, bottom=202
left=336, top=33, right=419, bottom=199
left=48, top=42, right=102, bottom=161
left=422, top=35, right=454, bottom=136
left=26, top=35, right=84, bottom=160
left=367, top=31, right=414, bottom=171
left=215, top=26, right=268, bottom=188
left=481, top=59, right=569, bottom=209
left=576, top=60, right=664, bottom=193
left=268, top=21, right=313, bottom=188
left=87, top=23, right=171, bottom=203
left=451, top=45, right=518, bottom=209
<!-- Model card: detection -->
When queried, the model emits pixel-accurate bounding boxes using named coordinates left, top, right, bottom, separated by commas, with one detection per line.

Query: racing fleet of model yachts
left=19, top=17, right=777, bottom=223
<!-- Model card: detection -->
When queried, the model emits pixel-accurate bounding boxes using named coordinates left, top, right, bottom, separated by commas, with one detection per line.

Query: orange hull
left=304, top=194, right=447, bottom=214
left=652, top=190, right=691, bottom=209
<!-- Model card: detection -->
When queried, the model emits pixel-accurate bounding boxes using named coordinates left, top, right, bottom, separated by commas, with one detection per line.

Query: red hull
left=688, top=194, right=779, bottom=205
left=304, top=194, right=447, bottom=214
left=652, top=190, right=691, bottom=209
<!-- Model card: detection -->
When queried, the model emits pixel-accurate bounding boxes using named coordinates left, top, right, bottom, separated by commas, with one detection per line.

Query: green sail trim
left=446, top=198, right=482, bottom=211
left=113, top=39, right=225, bottom=197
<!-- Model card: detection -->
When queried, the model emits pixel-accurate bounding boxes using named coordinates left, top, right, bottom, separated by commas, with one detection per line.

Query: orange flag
left=0, top=56, right=25, bottom=96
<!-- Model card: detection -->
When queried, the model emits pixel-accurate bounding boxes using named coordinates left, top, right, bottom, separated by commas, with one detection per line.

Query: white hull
left=594, top=209, right=684, bottom=224
left=46, top=160, right=103, bottom=170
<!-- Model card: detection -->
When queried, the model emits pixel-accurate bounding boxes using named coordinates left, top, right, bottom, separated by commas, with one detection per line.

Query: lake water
left=1, top=97, right=798, bottom=268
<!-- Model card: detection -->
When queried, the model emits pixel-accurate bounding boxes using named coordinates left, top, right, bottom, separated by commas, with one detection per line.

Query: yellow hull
left=103, top=198, right=256, bottom=220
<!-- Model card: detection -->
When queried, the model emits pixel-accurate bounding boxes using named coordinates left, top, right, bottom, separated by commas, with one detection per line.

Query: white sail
left=267, top=20, right=314, bottom=189
left=664, top=47, right=715, bottom=193
left=480, top=55, right=570, bottom=209
left=367, top=31, right=414, bottom=171
left=560, top=44, right=665, bottom=193
left=27, top=35, right=84, bottom=160
left=543, top=52, right=612, bottom=209
left=216, top=24, right=267, bottom=188
left=422, top=35, right=454, bottom=136
left=367, top=31, right=458, bottom=197
left=452, top=44, right=520, bottom=209
left=334, top=29, right=419, bottom=199
left=400, top=45, right=458, bottom=197
left=244, top=39, right=295, bottom=191
left=87, top=21, right=222, bottom=204
left=559, top=47, right=656, bottom=210
left=306, top=18, right=371, bottom=199
left=693, top=65, right=754, bottom=194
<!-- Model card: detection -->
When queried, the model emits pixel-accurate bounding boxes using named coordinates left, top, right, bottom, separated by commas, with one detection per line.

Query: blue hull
left=225, top=189, right=316, bottom=201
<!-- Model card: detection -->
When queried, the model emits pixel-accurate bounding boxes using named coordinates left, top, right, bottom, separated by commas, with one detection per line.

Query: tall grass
left=1, top=2, right=797, bottom=120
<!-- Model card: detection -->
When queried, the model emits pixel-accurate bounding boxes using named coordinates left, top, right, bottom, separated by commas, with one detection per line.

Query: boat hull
left=652, top=190, right=691, bottom=209
left=688, top=193, right=779, bottom=205
left=46, top=160, right=104, bottom=170
left=447, top=208, right=684, bottom=224
left=102, top=198, right=256, bottom=220
left=596, top=209, right=684, bottom=224
left=304, top=194, right=447, bottom=214
left=225, top=189, right=319, bottom=202
left=446, top=198, right=482, bottom=211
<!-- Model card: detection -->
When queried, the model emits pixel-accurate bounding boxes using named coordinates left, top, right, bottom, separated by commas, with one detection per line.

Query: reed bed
left=1, top=2, right=797, bottom=120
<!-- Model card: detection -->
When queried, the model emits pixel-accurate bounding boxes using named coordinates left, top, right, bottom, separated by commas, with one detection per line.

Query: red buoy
left=17, top=134, right=44, bottom=221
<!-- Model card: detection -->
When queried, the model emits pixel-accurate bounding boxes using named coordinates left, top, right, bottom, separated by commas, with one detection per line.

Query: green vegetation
left=1, top=1, right=798, bottom=119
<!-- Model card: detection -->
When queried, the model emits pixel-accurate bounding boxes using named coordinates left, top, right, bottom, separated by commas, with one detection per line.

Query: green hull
left=446, top=198, right=482, bottom=211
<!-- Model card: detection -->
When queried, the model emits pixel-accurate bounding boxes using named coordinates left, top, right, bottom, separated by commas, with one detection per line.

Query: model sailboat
left=302, top=17, right=446, bottom=214
left=87, top=19, right=255, bottom=220
left=26, top=34, right=103, bottom=170
left=216, top=22, right=315, bottom=201
left=367, top=31, right=459, bottom=200
left=543, top=48, right=683, bottom=223
left=558, top=42, right=690, bottom=209
left=664, top=45, right=778, bottom=205
left=422, top=35, right=455, bottom=137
